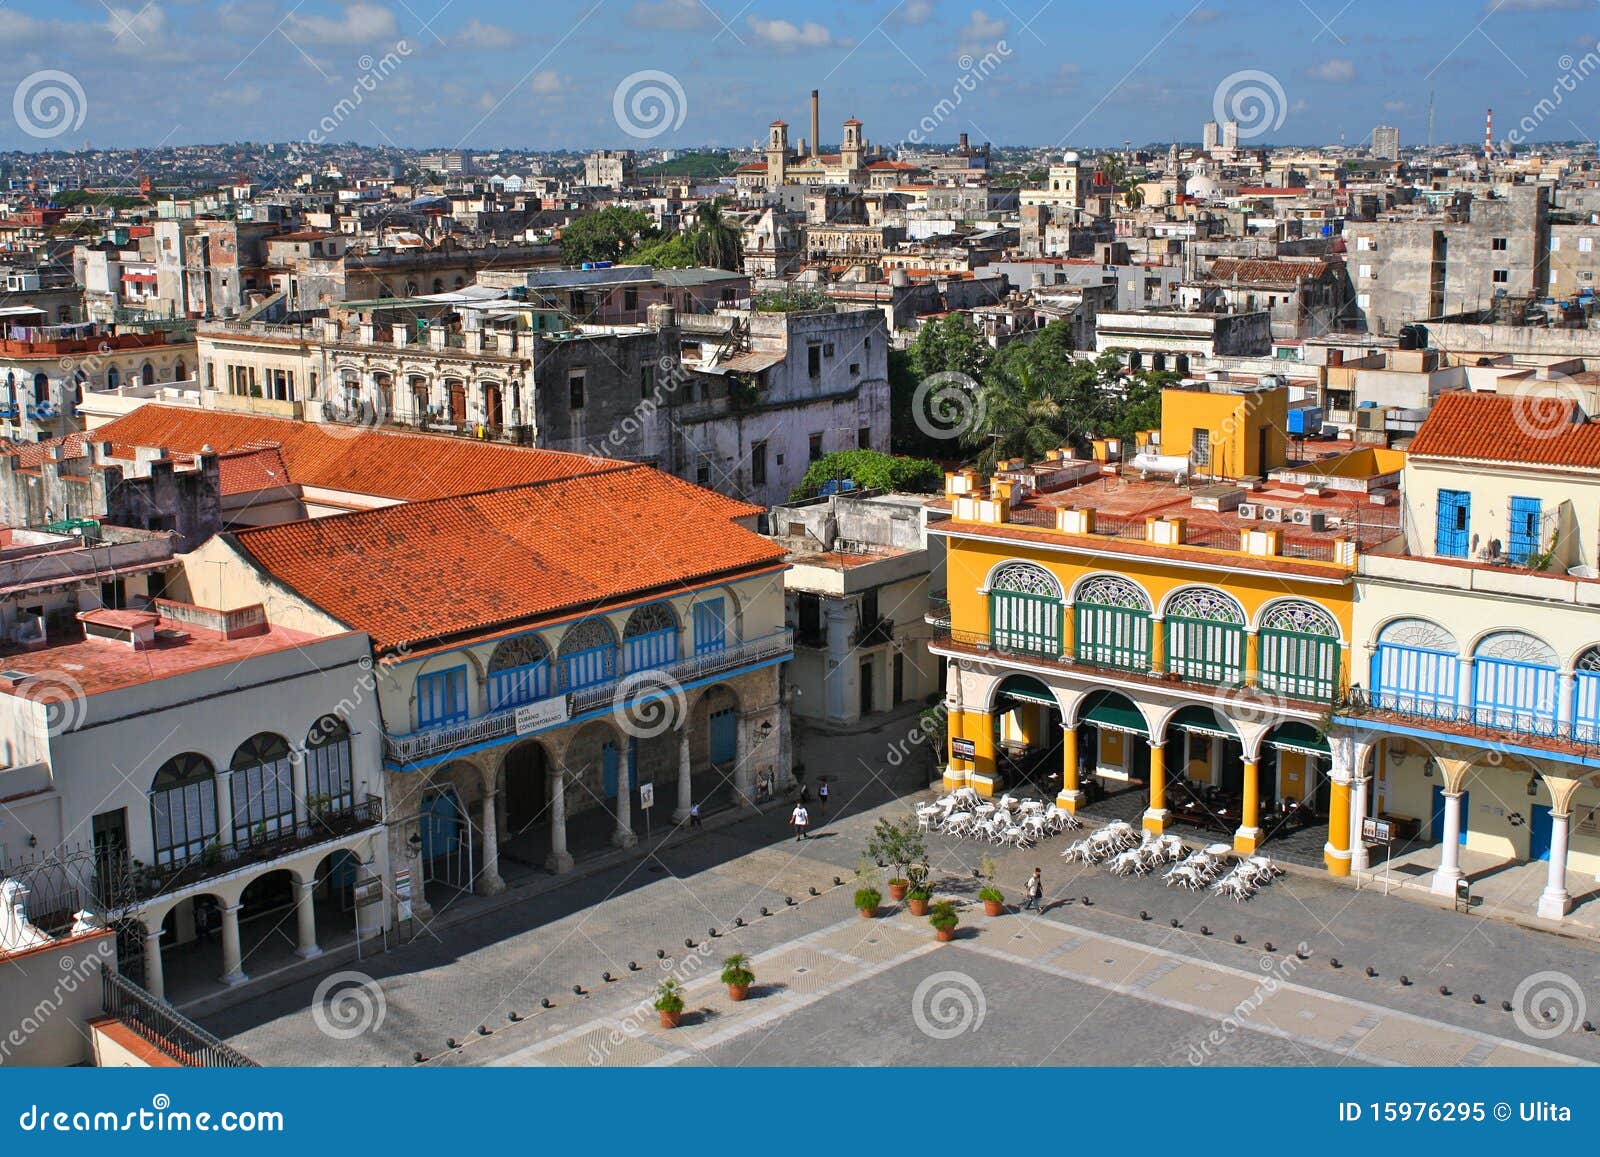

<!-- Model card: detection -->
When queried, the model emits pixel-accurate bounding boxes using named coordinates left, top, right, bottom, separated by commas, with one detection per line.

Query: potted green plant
left=929, top=899, right=960, bottom=942
left=854, top=886, right=882, bottom=918
left=979, top=886, right=1005, bottom=917
left=905, top=861, right=932, bottom=916
left=654, top=978, right=685, bottom=1028
left=868, top=816, right=927, bottom=902
left=721, top=953, right=755, bottom=1002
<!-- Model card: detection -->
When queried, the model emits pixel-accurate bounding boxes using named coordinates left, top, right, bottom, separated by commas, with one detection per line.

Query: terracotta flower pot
left=888, top=882, right=909, bottom=901
left=983, top=900, right=1004, bottom=917
left=727, top=984, right=749, bottom=1002
left=859, top=906, right=878, bottom=919
left=935, top=926, right=955, bottom=942
left=659, top=1009, right=682, bottom=1028
left=908, top=897, right=930, bottom=917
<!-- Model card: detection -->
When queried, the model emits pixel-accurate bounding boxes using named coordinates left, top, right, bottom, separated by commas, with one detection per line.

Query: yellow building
left=928, top=382, right=1398, bottom=874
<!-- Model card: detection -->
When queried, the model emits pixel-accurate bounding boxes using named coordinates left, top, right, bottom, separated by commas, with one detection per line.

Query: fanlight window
left=149, top=753, right=216, bottom=867
left=990, top=562, right=1061, bottom=599
left=1260, top=600, right=1339, bottom=637
left=1166, top=588, right=1246, bottom=624
left=1075, top=575, right=1151, bottom=611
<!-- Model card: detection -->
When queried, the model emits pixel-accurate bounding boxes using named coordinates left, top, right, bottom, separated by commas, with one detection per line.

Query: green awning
left=1167, top=705, right=1238, bottom=740
left=1003, top=687, right=1060, bottom=708
left=1083, top=700, right=1148, bottom=736
left=1267, top=721, right=1330, bottom=756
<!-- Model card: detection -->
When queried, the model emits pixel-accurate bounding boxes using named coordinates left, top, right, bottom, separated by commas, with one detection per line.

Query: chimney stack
left=959, top=132, right=970, bottom=152
left=811, top=90, right=821, bottom=159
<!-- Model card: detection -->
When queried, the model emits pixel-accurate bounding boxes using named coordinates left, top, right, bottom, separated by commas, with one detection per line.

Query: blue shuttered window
left=694, top=599, right=727, bottom=655
left=561, top=644, right=616, bottom=691
left=1373, top=645, right=1461, bottom=717
left=417, top=667, right=469, bottom=728
left=1473, top=657, right=1559, bottom=735
left=1435, top=489, right=1470, bottom=558
left=624, top=627, right=679, bottom=673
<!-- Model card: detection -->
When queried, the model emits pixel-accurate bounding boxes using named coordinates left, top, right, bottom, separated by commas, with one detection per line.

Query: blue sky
left=2, top=0, right=1599, bottom=152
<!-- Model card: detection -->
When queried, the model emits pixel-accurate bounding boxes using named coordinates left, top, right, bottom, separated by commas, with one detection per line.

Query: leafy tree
left=626, top=233, right=697, bottom=268
left=560, top=206, right=659, bottom=266
left=689, top=200, right=742, bottom=271
left=908, top=313, right=993, bottom=384
left=753, top=288, right=827, bottom=313
left=792, top=450, right=942, bottom=499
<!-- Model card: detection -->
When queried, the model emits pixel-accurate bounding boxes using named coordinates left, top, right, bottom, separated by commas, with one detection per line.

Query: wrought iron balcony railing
left=384, top=629, right=795, bottom=765
left=1340, top=689, right=1600, bottom=753
left=101, top=970, right=257, bottom=1067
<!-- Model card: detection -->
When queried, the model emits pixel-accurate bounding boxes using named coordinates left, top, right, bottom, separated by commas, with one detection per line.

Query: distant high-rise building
left=1221, top=120, right=1239, bottom=150
left=1371, top=125, right=1400, bottom=161
left=584, top=149, right=635, bottom=189
left=1202, top=120, right=1220, bottom=152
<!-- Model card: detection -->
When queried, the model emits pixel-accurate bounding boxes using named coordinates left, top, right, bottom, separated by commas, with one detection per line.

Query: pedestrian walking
left=689, top=802, right=702, bottom=829
left=1023, top=868, right=1043, bottom=911
left=817, top=779, right=830, bottom=812
left=789, top=802, right=810, bottom=841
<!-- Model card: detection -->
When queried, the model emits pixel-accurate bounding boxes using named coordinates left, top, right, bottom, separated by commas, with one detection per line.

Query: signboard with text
left=516, top=696, right=571, bottom=736
left=951, top=737, right=976, bottom=762
left=1361, top=817, right=1392, bottom=844
left=640, top=782, right=655, bottom=810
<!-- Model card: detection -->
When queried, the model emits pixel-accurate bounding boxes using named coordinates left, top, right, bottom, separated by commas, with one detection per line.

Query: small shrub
left=720, top=954, right=755, bottom=988
left=929, top=900, right=960, bottom=932
left=978, top=886, right=1004, bottom=905
left=854, top=886, right=882, bottom=912
left=653, top=978, right=685, bottom=1014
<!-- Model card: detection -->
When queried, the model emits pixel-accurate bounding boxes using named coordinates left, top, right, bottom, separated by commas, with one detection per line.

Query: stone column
left=214, top=770, right=235, bottom=847
left=478, top=787, right=506, bottom=894
left=1234, top=757, right=1262, bottom=854
left=673, top=728, right=693, bottom=823
left=1057, top=725, right=1082, bottom=813
left=612, top=747, right=637, bottom=848
left=142, top=924, right=165, bottom=1001
left=293, top=879, right=322, bottom=959
left=290, top=751, right=309, bottom=825
left=1430, top=758, right=1471, bottom=896
left=1350, top=741, right=1372, bottom=873
left=546, top=769, right=573, bottom=874
left=1324, top=759, right=1352, bottom=878
left=1142, top=742, right=1167, bottom=834
left=219, top=902, right=247, bottom=987
left=1537, top=775, right=1581, bottom=920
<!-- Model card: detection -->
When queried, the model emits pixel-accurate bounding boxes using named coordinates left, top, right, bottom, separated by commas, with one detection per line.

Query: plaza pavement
left=201, top=706, right=1600, bottom=1067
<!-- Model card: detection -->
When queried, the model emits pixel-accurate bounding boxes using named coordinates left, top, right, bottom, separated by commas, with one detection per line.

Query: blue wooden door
left=1508, top=496, right=1542, bottom=563
left=710, top=707, right=737, bottom=766
left=1435, top=489, right=1470, bottom=558
left=421, top=790, right=460, bottom=858
left=1430, top=786, right=1468, bottom=845
left=602, top=742, right=621, bottom=799
left=1530, top=804, right=1553, bottom=862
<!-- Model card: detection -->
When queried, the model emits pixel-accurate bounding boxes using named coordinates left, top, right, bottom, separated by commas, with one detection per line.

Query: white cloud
left=1308, top=58, right=1355, bottom=82
left=747, top=17, right=838, bottom=49
left=286, top=2, right=399, bottom=45
left=958, top=8, right=1008, bottom=56
left=901, top=0, right=935, bottom=24
left=105, top=3, right=169, bottom=51
left=1490, top=0, right=1592, bottom=10
left=452, top=18, right=518, bottom=49
left=529, top=71, right=564, bottom=95
left=209, top=84, right=263, bottom=106
left=1384, top=99, right=1409, bottom=113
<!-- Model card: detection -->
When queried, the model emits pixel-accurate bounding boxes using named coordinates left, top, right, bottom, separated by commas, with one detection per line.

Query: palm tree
left=964, top=358, right=1074, bottom=473
left=691, top=201, right=743, bottom=271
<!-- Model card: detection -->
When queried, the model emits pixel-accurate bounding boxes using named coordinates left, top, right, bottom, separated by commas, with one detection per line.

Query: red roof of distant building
left=215, top=444, right=291, bottom=494
left=1406, top=390, right=1600, bottom=468
left=90, top=406, right=632, bottom=502
left=229, top=466, right=781, bottom=652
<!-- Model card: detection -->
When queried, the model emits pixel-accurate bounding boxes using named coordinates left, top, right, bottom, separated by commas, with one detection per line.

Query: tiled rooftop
left=1406, top=390, right=1600, bottom=469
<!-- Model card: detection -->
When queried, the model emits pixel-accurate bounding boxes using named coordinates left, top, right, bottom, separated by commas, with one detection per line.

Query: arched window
left=1257, top=599, right=1342, bottom=702
left=140, top=361, right=155, bottom=386
left=174, top=359, right=187, bottom=382
left=1573, top=646, right=1600, bottom=741
left=106, top=367, right=119, bottom=390
left=32, top=372, right=49, bottom=404
left=558, top=618, right=617, bottom=691
left=623, top=602, right=680, bottom=672
left=487, top=634, right=551, bottom=709
left=305, top=716, right=354, bottom=814
left=149, top=754, right=216, bottom=867
left=1472, top=631, right=1559, bottom=735
left=1373, top=618, right=1460, bottom=718
left=988, top=562, right=1063, bottom=657
left=1073, top=575, right=1152, bottom=672
left=230, top=733, right=295, bottom=846
left=1164, top=587, right=1246, bottom=686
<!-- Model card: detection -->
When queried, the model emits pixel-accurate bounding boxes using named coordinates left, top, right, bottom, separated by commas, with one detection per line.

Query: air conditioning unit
left=1289, top=508, right=1314, bottom=526
left=1308, top=512, right=1329, bottom=533
left=1236, top=502, right=1260, bottom=520
left=1260, top=505, right=1284, bottom=522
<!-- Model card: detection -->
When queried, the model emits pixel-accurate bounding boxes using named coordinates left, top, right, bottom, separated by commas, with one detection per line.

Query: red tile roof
left=1208, top=258, right=1338, bottom=285
left=215, top=445, right=291, bottom=494
left=1406, top=390, right=1600, bottom=468
left=90, top=405, right=632, bottom=501
left=229, top=466, right=782, bottom=652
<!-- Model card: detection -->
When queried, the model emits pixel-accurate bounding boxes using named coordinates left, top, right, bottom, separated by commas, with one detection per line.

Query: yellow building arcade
left=926, top=381, right=1403, bottom=874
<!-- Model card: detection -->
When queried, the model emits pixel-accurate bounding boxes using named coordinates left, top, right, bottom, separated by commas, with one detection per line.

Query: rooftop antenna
left=1426, top=90, right=1435, bottom=149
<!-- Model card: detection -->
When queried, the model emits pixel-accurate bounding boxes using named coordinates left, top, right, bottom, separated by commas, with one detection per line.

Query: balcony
left=100, top=970, right=257, bottom=1067
left=384, top=629, right=795, bottom=765
left=1340, top=689, right=1600, bottom=758
left=856, top=616, right=895, bottom=648
left=119, top=796, right=383, bottom=904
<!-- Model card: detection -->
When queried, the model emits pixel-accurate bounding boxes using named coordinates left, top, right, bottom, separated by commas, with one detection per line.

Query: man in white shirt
left=789, top=803, right=810, bottom=841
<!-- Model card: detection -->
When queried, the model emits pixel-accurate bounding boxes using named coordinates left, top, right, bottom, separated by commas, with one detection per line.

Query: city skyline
left=1, top=0, right=1599, bottom=153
